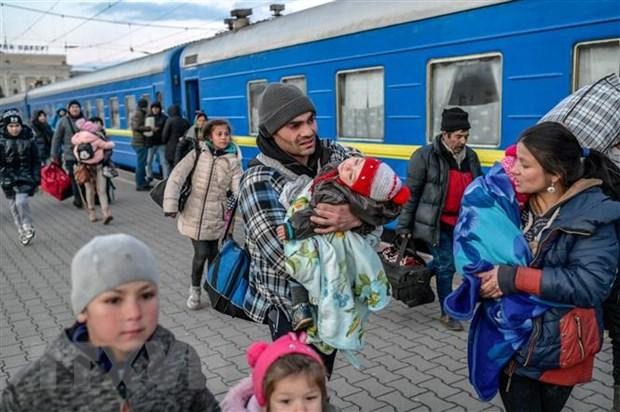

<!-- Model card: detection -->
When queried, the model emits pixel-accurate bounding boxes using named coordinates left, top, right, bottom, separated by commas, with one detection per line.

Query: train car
left=0, top=47, right=185, bottom=170
left=0, top=93, right=30, bottom=123
left=178, top=0, right=619, bottom=175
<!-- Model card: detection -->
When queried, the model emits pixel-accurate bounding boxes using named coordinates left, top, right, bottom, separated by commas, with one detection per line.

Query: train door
left=185, top=79, right=200, bottom=120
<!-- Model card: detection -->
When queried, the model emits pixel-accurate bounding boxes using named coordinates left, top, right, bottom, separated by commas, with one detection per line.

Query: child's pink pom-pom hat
left=246, top=332, right=324, bottom=406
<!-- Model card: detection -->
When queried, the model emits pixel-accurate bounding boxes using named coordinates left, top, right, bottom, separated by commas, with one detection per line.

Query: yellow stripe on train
left=107, top=129, right=503, bottom=167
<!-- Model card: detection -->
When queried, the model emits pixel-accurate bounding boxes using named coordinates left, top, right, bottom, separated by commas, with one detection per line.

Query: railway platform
left=0, top=171, right=613, bottom=411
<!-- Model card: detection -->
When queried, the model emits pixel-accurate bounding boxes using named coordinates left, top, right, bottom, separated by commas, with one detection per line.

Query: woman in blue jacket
left=477, top=121, right=620, bottom=412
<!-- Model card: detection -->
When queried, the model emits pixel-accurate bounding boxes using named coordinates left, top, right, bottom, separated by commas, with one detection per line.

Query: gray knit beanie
left=71, top=234, right=160, bottom=315
left=258, top=83, right=316, bottom=136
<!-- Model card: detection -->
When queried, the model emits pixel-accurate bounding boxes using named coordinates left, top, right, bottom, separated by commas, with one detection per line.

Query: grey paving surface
left=0, top=171, right=613, bottom=411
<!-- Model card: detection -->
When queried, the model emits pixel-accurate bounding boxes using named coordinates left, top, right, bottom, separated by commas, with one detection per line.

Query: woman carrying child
left=71, top=119, right=115, bottom=224
left=164, top=119, right=242, bottom=310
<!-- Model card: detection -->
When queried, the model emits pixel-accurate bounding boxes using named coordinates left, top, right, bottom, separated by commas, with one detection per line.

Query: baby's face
left=337, top=157, right=365, bottom=187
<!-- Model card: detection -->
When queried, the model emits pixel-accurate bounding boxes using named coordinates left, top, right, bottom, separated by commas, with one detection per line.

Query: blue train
left=1, top=0, right=619, bottom=176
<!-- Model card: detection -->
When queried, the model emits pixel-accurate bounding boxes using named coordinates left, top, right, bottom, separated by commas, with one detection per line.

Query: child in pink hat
left=222, top=332, right=334, bottom=412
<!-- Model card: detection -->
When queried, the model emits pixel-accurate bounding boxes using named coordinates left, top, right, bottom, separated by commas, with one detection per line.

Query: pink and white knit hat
left=349, top=158, right=410, bottom=205
left=76, top=118, right=101, bottom=134
left=246, top=332, right=324, bottom=407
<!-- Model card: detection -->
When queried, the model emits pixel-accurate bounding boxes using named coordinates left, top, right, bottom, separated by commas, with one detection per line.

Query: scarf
left=256, top=129, right=327, bottom=177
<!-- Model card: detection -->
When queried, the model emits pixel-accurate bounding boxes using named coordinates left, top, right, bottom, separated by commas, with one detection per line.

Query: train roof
left=25, top=47, right=181, bottom=100
left=181, top=0, right=509, bottom=68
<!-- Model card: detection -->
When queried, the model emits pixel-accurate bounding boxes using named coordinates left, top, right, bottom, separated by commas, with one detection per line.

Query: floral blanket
left=283, top=183, right=391, bottom=364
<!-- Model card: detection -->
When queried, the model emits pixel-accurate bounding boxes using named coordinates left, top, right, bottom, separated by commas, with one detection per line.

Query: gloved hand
left=52, top=156, right=62, bottom=165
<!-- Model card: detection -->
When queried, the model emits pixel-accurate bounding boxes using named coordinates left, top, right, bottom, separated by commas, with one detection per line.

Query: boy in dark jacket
left=0, top=109, right=41, bottom=245
left=0, top=234, right=221, bottom=412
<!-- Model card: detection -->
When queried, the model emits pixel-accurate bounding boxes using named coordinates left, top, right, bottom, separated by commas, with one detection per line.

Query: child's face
left=6, top=123, right=22, bottom=136
left=210, top=125, right=231, bottom=150
left=268, top=373, right=322, bottom=412
left=337, top=157, right=365, bottom=187
left=78, top=281, right=159, bottom=361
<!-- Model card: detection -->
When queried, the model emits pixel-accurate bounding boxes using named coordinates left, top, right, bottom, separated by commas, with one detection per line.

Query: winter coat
left=0, top=126, right=41, bottom=197
left=145, top=112, right=168, bottom=146
left=163, top=141, right=242, bottom=241
left=0, top=324, right=221, bottom=412
left=131, top=108, right=149, bottom=147
left=71, top=131, right=115, bottom=165
left=51, top=114, right=83, bottom=161
left=397, top=135, right=482, bottom=245
left=31, top=120, right=53, bottom=161
left=175, top=125, right=203, bottom=165
left=162, top=105, right=190, bottom=165
left=500, top=181, right=620, bottom=386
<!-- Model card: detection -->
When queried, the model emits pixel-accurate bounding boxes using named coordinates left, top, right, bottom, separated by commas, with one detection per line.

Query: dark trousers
left=429, top=228, right=455, bottom=315
left=605, top=277, right=620, bottom=385
left=133, top=145, right=148, bottom=188
left=499, top=372, right=573, bottom=412
left=190, top=239, right=218, bottom=287
left=267, top=306, right=337, bottom=377
left=64, top=159, right=81, bottom=205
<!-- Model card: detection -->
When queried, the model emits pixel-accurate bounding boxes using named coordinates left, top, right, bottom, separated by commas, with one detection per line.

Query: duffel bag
left=380, top=238, right=435, bottom=307
left=40, top=162, right=72, bottom=201
left=202, top=200, right=254, bottom=322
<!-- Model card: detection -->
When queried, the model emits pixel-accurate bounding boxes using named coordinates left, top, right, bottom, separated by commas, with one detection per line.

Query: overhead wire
left=47, top=0, right=123, bottom=46
left=10, top=0, right=60, bottom=41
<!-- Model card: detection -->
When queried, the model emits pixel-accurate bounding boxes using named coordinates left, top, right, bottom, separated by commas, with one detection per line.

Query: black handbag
left=380, top=238, right=435, bottom=307
left=150, top=148, right=199, bottom=211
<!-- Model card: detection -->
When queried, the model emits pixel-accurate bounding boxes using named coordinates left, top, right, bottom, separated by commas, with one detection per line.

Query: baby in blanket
left=276, top=156, right=409, bottom=336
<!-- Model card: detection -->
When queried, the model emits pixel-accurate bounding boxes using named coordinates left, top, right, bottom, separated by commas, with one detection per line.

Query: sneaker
left=136, top=184, right=153, bottom=192
left=103, top=215, right=114, bottom=225
left=291, top=303, right=314, bottom=331
left=440, top=314, right=464, bottom=331
left=186, top=286, right=201, bottom=310
left=21, top=226, right=35, bottom=246
left=73, top=199, right=83, bottom=209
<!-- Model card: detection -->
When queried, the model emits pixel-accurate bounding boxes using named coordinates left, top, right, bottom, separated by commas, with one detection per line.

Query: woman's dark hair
left=204, top=119, right=231, bottom=139
left=519, top=121, right=620, bottom=200
left=89, top=116, right=104, bottom=126
left=32, top=110, right=47, bottom=123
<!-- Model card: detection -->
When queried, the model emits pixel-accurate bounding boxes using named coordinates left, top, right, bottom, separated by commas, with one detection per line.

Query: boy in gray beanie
left=1, top=234, right=221, bottom=411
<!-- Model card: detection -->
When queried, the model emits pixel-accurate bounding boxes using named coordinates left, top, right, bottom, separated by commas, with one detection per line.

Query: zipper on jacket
left=523, top=316, right=541, bottom=367
left=574, top=314, right=585, bottom=361
left=530, top=228, right=590, bottom=267
left=196, top=152, right=217, bottom=240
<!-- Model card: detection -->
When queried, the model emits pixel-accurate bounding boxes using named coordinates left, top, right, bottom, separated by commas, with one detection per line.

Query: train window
left=125, top=95, right=136, bottom=129
left=85, top=101, right=93, bottom=119
left=248, top=80, right=267, bottom=135
left=109, top=97, right=120, bottom=129
left=282, top=76, right=307, bottom=94
left=428, top=53, right=502, bottom=146
left=337, top=67, right=384, bottom=141
left=573, top=38, right=620, bottom=91
left=96, top=99, right=105, bottom=123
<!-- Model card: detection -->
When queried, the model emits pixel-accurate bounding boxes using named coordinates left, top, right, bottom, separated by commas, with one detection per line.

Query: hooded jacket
left=163, top=140, right=242, bottom=241
left=397, top=135, right=482, bottom=245
left=162, top=105, right=191, bottom=165
left=498, top=182, right=620, bottom=386
left=51, top=113, right=84, bottom=161
left=71, top=130, right=115, bottom=165
left=0, top=325, right=221, bottom=411
left=0, top=125, right=41, bottom=197
left=31, top=112, right=54, bottom=161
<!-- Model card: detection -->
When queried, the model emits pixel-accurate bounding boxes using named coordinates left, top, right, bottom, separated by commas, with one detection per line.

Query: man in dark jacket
left=131, top=98, right=152, bottom=190
left=397, top=107, right=482, bottom=331
left=51, top=99, right=84, bottom=208
left=145, top=102, right=169, bottom=179
left=161, top=105, right=190, bottom=168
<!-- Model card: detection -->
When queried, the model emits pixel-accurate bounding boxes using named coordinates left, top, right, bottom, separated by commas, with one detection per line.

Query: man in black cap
left=396, top=107, right=482, bottom=331
left=51, top=99, right=84, bottom=208
left=237, top=83, right=361, bottom=375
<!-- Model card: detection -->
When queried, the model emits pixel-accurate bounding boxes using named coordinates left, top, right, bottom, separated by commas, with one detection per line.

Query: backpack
left=76, top=142, right=95, bottom=161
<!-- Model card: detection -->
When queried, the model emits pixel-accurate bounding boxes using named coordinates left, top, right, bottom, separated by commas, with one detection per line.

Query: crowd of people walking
left=1, top=74, right=619, bottom=412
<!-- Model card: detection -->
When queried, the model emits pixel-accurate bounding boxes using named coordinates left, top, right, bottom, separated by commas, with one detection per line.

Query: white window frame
left=336, top=66, right=385, bottom=142
left=96, top=99, right=105, bottom=123
left=125, top=95, right=136, bottom=129
left=281, top=75, right=307, bottom=95
left=247, top=79, right=268, bottom=136
left=572, top=38, right=620, bottom=91
left=426, top=52, right=503, bottom=148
